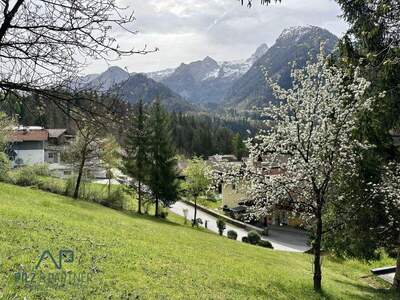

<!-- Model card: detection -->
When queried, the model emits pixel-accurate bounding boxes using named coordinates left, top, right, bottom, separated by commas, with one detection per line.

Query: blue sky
left=84, top=0, right=348, bottom=74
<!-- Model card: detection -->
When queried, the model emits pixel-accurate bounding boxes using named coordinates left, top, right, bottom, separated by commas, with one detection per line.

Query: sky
left=83, top=0, right=348, bottom=75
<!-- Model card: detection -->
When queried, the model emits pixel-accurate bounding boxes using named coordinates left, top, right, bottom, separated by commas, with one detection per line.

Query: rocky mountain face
left=83, top=66, right=130, bottom=91
left=79, top=26, right=338, bottom=113
left=111, top=74, right=196, bottom=112
left=224, top=26, right=339, bottom=110
left=147, top=44, right=269, bottom=106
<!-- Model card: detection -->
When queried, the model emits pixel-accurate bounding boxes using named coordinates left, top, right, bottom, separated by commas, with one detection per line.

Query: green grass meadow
left=0, top=183, right=396, bottom=299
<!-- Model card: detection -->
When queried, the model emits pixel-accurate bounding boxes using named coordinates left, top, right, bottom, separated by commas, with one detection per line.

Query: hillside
left=112, top=73, right=197, bottom=112
left=0, top=183, right=396, bottom=299
left=74, top=67, right=197, bottom=112
left=225, top=26, right=339, bottom=110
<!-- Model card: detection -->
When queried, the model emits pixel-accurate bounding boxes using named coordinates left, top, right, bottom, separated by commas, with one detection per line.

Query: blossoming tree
left=243, top=51, right=373, bottom=291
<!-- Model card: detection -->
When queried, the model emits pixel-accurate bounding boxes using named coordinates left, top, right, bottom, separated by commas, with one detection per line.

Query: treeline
left=1, top=92, right=252, bottom=159
left=1, top=91, right=129, bottom=137
left=170, top=112, right=250, bottom=158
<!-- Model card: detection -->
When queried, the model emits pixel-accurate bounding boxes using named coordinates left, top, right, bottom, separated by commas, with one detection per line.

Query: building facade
left=8, top=126, right=71, bottom=173
left=8, top=127, right=48, bottom=167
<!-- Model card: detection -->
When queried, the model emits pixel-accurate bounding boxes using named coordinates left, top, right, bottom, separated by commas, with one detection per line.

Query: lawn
left=0, top=183, right=396, bottom=299
left=196, top=196, right=222, bottom=210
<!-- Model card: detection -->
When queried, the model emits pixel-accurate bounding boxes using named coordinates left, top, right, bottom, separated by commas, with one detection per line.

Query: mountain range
left=78, top=26, right=338, bottom=112
left=225, top=26, right=338, bottom=110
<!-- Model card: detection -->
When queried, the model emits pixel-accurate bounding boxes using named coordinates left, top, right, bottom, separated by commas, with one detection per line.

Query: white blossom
left=225, top=50, right=374, bottom=226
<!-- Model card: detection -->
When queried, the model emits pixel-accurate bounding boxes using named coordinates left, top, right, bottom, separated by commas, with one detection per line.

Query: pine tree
left=124, top=100, right=150, bottom=214
left=147, top=100, right=180, bottom=217
left=232, top=133, right=247, bottom=161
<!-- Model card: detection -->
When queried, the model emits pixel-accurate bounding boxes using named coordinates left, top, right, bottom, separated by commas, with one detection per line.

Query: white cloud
left=83, top=0, right=348, bottom=74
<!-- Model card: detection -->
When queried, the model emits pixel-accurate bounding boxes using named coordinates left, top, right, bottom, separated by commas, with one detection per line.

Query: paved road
left=170, top=201, right=309, bottom=252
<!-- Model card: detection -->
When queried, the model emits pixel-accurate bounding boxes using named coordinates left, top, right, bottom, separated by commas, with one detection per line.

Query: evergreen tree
left=232, top=133, right=247, bottom=161
left=321, top=1, right=400, bottom=263
left=147, top=100, right=180, bottom=217
left=124, top=100, right=150, bottom=214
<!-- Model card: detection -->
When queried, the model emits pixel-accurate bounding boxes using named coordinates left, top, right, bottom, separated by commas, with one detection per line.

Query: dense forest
left=170, top=112, right=252, bottom=158
left=0, top=93, right=252, bottom=159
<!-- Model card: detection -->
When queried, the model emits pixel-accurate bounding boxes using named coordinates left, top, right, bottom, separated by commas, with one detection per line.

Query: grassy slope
left=0, top=183, right=396, bottom=300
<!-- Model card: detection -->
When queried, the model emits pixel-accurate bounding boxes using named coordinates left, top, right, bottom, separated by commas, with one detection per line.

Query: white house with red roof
left=8, top=126, right=49, bottom=167
left=8, top=126, right=70, bottom=168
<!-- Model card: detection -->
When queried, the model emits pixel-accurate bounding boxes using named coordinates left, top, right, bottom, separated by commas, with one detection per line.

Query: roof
left=9, top=129, right=48, bottom=142
left=391, top=130, right=400, bottom=146
left=208, top=154, right=238, bottom=163
left=47, top=129, right=67, bottom=138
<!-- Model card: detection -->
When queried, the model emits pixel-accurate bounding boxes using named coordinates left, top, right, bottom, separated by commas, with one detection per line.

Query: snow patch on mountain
left=146, top=68, right=175, bottom=82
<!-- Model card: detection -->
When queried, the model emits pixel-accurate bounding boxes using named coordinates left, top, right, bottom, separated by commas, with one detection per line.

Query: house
left=8, top=126, right=70, bottom=171
left=45, top=129, right=68, bottom=164
left=8, top=126, right=49, bottom=167
left=208, top=154, right=239, bottom=163
left=210, top=154, right=302, bottom=227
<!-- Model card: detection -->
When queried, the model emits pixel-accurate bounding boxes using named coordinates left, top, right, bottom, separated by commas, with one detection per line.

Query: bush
left=242, top=237, right=249, bottom=243
left=65, top=176, right=77, bottom=196
left=247, top=231, right=261, bottom=245
left=105, top=186, right=125, bottom=210
left=258, top=240, right=274, bottom=249
left=0, top=152, right=10, bottom=181
left=262, top=227, right=269, bottom=236
left=15, top=167, right=40, bottom=186
left=159, top=210, right=169, bottom=219
left=37, top=178, right=65, bottom=195
left=227, top=230, right=238, bottom=240
left=216, top=219, right=226, bottom=236
left=31, top=164, right=50, bottom=176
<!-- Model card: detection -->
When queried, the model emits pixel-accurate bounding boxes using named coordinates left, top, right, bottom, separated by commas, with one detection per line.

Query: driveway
left=170, top=201, right=309, bottom=252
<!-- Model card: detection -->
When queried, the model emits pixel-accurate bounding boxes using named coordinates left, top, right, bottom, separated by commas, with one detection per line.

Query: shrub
left=31, top=164, right=50, bottom=176
left=242, top=236, right=249, bottom=243
left=15, top=167, right=40, bottom=186
left=106, top=186, right=125, bottom=210
left=262, top=227, right=269, bottom=236
left=247, top=230, right=261, bottom=245
left=0, top=152, right=10, bottom=181
left=159, top=210, right=169, bottom=219
left=216, top=219, right=226, bottom=236
left=65, top=176, right=77, bottom=196
left=227, top=230, right=238, bottom=240
left=258, top=240, right=274, bottom=249
left=37, top=178, right=65, bottom=195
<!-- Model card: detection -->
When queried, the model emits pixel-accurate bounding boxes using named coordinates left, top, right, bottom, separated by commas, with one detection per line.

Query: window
left=48, top=153, right=54, bottom=159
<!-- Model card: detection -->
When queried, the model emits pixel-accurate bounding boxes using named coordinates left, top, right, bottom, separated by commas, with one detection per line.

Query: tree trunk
left=313, top=208, right=323, bottom=291
left=73, top=155, right=86, bottom=199
left=137, top=180, right=142, bottom=214
left=393, top=233, right=400, bottom=292
left=108, top=178, right=111, bottom=199
left=155, top=195, right=159, bottom=217
left=192, top=196, right=197, bottom=227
